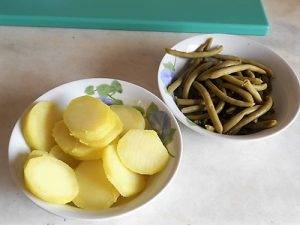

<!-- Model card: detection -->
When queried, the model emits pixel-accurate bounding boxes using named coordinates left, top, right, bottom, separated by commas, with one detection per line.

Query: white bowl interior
left=8, top=78, right=182, bottom=219
left=158, top=34, right=300, bottom=139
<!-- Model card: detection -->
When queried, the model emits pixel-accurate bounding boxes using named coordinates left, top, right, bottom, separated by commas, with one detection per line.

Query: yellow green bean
left=165, top=45, right=223, bottom=58
left=243, top=80, right=262, bottom=103
left=235, top=76, right=263, bottom=85
left=167, top=62, right=198, bottom=93
left=222, top=75, right=244, bottom=87
left=241, top=58, right=273, bottom=77
left=205, top=80, right=254, bottom=107
left=225, top=106, right=237, bottom=114
left=205, top=125, right=215, bottom=132
left=187, top=100, right=225, bottom=120
left=175, top=98, right=203, bottom=106
left=253, top=83, right=268, bottom=91
left=193, top=82, right=223, bottom=133
left=223, top=105, right=261, bottom=133
left=205, top=64, right=267, bottom=80
left=245, top=120, right=277, bottom=130
left=222, top=82, right=254, bottom=103
left=244, top=70, right=256, bottom=78
left=181, top=105, right=203, bottom=114
left=182, top=62, right=215, bottom=98
left=228, top=96, right=273, bottom=134
left=198, top=60, right=241, bottom=81
left=213, top=54, right=241, bottom=61
left=204, top=37, right=213, bottom=51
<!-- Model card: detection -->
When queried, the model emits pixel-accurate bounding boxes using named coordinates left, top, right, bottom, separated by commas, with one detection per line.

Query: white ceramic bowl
left=158, top=34, right=300, bottom=140
left=8, top=78, right=182, bottom=220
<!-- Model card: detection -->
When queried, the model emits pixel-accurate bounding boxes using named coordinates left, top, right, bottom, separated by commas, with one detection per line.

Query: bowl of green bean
left=158, top=34, right=300, bottom=139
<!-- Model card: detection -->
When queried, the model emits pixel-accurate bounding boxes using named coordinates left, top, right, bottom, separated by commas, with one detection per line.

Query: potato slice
left=52, top=121, right=103, bottom=160
left=73, top=160, right=119, bottom=210
left=24, top=156, right=78, bottom=204
left=49, top=145, right=79, bottom=168
left=82, top=111, right=123, bottom=148
left=103, top=144, right=146, bottom=197
left=23, top=101, right=61, bottom=151
left=28, top=150, right=49, bottom=159
left=117, top=129, right=170, bottom=175
left=24, top=150, right=49, bottom=168
left=111, top=105, right=145, bottom=135
left=63, top=96, right=115, bottom=142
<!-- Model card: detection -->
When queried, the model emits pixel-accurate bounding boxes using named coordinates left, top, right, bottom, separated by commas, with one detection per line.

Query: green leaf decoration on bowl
left=146, top=102, right=176, bottom=157
left=163, top=62, right=175, bottom=72
left=84, top=80, right=123, bottom=105
left=84, top=85, right=95, bottom=95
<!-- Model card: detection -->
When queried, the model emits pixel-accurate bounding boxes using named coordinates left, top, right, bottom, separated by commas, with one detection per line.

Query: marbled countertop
left=0, top=0, right=300, bottom=224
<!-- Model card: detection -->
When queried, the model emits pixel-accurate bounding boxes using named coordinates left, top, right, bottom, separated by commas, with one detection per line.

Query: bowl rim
left=8, top=78, right=183, bottom=220
left=157, top=33, right=300, bottom=140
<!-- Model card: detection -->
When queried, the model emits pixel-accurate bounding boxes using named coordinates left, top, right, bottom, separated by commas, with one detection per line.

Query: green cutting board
left=0, top=0, right=269, bottom=35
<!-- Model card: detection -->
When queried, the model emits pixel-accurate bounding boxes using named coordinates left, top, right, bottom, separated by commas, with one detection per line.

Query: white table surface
left=1, top=0, right=300, bottom=224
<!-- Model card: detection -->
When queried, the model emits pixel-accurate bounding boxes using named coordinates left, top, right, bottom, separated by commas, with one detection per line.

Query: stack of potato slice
left=22, top=95, right=170, bottom=210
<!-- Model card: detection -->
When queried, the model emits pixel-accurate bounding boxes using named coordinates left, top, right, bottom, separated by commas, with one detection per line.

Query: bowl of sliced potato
left=8, top=78, right=182, bottom=220
left=158, top=34, right=300, bottom=139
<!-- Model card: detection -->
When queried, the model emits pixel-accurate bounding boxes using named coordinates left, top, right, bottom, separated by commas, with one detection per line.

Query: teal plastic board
left=0, top=0, right=269, bottom=35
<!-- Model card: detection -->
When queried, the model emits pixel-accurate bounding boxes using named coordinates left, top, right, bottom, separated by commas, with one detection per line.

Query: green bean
left=197, top=61, right=222, bottom=81
left=241, top=58, right=273, bottom=77
left=235, top=71, right=243, bottom=77
left=187, top=114, right=207, bottom=121
left=193, top=82, right=223, bottom=133
left=205, top=64, right=266, bottom=80
left=181, top=105, right=203, bottom=114
left=167, top=62, right=198, bottom=93
left=260, top=74, right=272, bottom=95
left=187, top=100, right=225, bottom=120
left=182, top=62, right=215, bottom=98
left=213, top=54, right=241, bottom=61
left=244, top=70, right=256, bottom=78
left=235, top=76, right=263, bottom=85
left=193, top=42, right=208, bottom=64
left=198, top=60, right=241, bottom=81
left=259, top=111, right=275, bottom=121
left=175, top=98, right=203, bottom=106
left=245, top=120, right=277, bottom=130
left=165, top=45, right=223, bottom=58
left=253, top=83, right=268, bottom=91
left=225, top=106, right=237, bottom=114
left=228, top=96, right=273, bottom=134
left=204, top=37, right=213, bottom=51
left=222, top=82, right=254, bottom=103
left=243, top=80, right=262, bottom=103
left=205, top=80, right=254, bottom=107
left=222, top=75, right=244, bottom=87
left=205, top=125, right=215, bottom=132
left=223, top=105, right=261, bottom=133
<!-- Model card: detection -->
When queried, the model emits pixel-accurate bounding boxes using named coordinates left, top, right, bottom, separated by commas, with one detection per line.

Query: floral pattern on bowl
left=84, top=80, right=176, bottom=155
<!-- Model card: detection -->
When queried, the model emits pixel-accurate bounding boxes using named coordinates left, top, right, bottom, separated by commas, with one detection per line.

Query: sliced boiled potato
left=24, top=156, right=78, bottom=204
left=82, top=111, right=123, bottom=148
left=24, top=150, right=49, bottom=168
left=103, top=144, right=146, bottom=197
left=28, top=150, right=49, bottom=159
left=111, top=105, right=145, bottom=135
left=113, top=195, right=137, bottom=207
left=23, top=101, right=61, bottom=151
left=63, top=96, right=115, bottom=142
left=52, top=121, right=103, bottom=160
left=49, top=145, right=79, bottom=168
left=73, top=160, right=119, bottom=210
left=117, top=129, right=170, bottom=175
